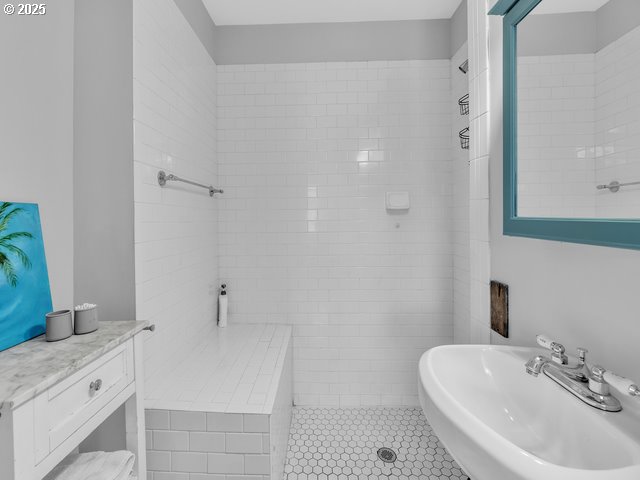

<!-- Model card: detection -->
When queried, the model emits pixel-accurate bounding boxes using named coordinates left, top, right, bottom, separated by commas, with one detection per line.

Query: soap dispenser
left=218, top=284, right=228, bottom=327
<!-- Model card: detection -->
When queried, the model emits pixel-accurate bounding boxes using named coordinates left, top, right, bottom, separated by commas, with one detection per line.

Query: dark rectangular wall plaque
left=491, top=280, right=509, bottom=338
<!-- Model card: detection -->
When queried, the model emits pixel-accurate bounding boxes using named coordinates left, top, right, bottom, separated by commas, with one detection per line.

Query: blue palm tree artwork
left=0, top=202, right=52, bottom=352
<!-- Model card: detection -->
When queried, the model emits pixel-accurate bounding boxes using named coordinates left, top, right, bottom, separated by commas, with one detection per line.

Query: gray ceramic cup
left=74, top=306, right=99, bottom=335
left=45, top=310, right=73, bottom=342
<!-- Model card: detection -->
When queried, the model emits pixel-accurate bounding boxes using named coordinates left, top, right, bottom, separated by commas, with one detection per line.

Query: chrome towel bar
left=596, top=180, right=640, bottom=193
left=158, top=171, right=223, bottom=197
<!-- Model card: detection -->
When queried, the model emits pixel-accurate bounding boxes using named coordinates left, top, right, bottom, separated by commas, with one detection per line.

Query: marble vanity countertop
left=0, top=320, right=148, bottom=411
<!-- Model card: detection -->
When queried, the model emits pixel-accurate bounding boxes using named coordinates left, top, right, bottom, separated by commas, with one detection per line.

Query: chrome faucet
left=525, top=336, right=589, bottom=382
left=525, top=335, right=640, bottom=412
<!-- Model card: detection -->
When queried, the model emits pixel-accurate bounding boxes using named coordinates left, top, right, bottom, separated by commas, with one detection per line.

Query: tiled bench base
left=145, top=330, right=293, bottom=480
left=146, top=410, right=271, bottom=480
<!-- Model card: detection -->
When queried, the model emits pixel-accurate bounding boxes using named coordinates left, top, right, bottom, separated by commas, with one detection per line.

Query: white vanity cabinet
left=0, top=321, right=149, bottom=480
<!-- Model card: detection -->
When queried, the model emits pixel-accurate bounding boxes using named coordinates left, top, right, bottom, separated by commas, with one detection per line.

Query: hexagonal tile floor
left=284, top=407, right=469, bottom=480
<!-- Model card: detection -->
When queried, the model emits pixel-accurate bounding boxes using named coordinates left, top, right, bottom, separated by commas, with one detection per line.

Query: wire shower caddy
left=458, top=94, right=469, bottom=115
left=459, top=127, right=469, bottom=150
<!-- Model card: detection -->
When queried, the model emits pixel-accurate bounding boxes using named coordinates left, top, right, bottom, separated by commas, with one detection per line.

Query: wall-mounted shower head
left=459, top=59, right=469, bottom=74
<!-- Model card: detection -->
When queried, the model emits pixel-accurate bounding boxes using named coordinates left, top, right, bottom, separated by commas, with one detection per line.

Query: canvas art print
left=0, top=202, right=52, bottom=352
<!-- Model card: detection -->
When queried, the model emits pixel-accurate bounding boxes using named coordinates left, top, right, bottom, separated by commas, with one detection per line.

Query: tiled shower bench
left=144, top=324, right=293, bottom=480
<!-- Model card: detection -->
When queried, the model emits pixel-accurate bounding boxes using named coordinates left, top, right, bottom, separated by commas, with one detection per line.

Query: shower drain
left=377, top=447, right=397, bottom=463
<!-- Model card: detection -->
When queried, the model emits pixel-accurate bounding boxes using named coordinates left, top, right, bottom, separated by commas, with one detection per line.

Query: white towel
left=44, top=451, right=135, bottom=480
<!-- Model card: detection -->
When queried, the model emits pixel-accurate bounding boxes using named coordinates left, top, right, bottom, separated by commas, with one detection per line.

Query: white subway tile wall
left=451, top=43, right=471, bottom=345
left=270, top=344, right=293, bottom=480
left=595, top=25, right=640, bottom=217
left=133, top=0, right=219, bottom=380
left=468, top=0, right=492, bottom=344
left=217, top=60, right=454, bottom=407
left=517, top=54, right=597, bottom=218
left=516, top=26, right=640, bottom=219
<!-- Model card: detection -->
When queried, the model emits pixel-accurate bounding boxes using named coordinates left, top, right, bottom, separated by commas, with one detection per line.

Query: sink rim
left=419, top=344, right=640, bottom=478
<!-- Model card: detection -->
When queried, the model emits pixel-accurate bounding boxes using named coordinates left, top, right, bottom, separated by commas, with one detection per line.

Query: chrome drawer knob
left=90, top=379, right=103, bottom=393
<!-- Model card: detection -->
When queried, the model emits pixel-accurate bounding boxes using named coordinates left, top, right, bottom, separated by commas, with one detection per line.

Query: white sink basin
left=418, top=345, right=640, bottom=480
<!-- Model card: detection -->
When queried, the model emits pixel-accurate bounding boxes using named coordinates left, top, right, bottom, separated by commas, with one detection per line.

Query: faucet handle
left=603, top=371, right=640, bottom=398
left=536, top=335, right=568, bottom=365
left=536, top=334, right=556, bottom=350
left=551, top=344, right=568, bottom=365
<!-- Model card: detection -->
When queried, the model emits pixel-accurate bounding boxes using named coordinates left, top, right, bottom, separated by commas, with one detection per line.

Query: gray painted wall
left=73, top=0, right=135, bottom=324
left=597, top=0, right=640, bottom=50
left=174, top=0, right=458, bottom=64
left=214, top=19, right=451, bottom=64
left=0, top=2, right=75, bottom=311
left=451, top=0, right=468, bottom=57
left=173, top=0, right=218, bottom=62
left=174, top=0, right=633, bottom=64
left=519, top=12, right=596, bottom=56
left=520, top=0, right=640, bottom=57
left=74, top=0, right=135, bottom=454
left=488, top=9, right=640, bottom=390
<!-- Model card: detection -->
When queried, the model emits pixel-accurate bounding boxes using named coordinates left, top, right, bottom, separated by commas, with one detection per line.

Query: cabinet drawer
left=40, top=341, right=134, bottom=453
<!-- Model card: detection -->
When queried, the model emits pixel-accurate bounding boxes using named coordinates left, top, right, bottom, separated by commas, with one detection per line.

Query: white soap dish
left=386, top=191, right=410, bottom=211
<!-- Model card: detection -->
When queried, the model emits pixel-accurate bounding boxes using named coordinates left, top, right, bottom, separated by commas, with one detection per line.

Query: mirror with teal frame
left=489, top=0, right=640, bottom=250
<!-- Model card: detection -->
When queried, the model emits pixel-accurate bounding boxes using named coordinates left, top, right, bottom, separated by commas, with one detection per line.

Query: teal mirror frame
left=489, top=0, right=640, bottom=250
